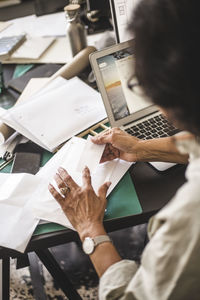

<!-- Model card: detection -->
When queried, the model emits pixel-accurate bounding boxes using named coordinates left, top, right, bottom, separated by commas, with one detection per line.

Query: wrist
left=136, top=137, right=188, bottom=163
left=135, top=137, right=173, bottom=161
left=78, top=223, right=106, bottom=242
left=134, top=139, right=156, bottom=161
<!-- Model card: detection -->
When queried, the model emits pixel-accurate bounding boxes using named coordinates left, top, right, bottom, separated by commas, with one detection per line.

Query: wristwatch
left=82, top=235, right=112, bottom=255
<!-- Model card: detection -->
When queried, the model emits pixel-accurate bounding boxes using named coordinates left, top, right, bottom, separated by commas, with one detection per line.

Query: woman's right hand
left=91, top=128, right=141, bottom=163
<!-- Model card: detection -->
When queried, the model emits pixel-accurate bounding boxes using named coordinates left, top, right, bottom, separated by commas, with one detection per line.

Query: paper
left=0, top=77, right=107, bottom=152
left=112, top=0, right=138, bottom=42
left=3, top=37, right=72, bottom=64
left=0, top=12, right=66, bottom=38
left=16, top=78, right=50, bottom=104
left=76, top=136, right=105, bottom=173
left=0, top=173, right=41, bottom=252
left=0, top=21, right=12, bottom=33
left=11, top=37, right=55, bottom=59
left=33, top=137, right=132, bottom=228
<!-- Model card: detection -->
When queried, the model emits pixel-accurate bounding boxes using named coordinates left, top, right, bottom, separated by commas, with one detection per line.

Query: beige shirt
left=99, top=138, right=200, bottom=300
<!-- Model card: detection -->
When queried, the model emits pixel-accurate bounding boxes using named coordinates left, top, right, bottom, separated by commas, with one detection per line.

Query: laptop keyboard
left=125, top=114, right=179, bottom=139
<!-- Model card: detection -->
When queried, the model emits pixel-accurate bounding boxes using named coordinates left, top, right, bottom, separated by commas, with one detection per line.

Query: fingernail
left=48, top=183, right=53, bottom=190
left=58, top=167, right=66, bottom=173
left=107, top=181, right=112, bottom=187
left=84, top=165, right=89, bottom=170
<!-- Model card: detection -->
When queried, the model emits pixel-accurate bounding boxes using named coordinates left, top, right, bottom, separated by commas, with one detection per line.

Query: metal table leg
left=1, top=258, right=10, bottom=300
left=28, top=252, right=47, bottom=300
left=36, top=249, right=82, bottom=300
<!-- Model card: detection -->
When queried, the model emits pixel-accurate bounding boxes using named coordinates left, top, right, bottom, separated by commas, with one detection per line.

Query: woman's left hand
left=48, top=166, right=111, bottom=241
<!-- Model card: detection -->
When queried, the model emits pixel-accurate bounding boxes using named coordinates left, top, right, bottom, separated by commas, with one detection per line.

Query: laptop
left=90, top=40, right=179, bottom=171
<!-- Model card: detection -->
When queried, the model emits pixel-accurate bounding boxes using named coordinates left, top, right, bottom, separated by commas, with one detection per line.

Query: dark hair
left=129, top=0, right=200, bottom=134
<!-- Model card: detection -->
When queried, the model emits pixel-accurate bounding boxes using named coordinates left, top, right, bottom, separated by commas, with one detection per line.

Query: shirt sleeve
left=99, top=179, right=200, bottom=300
left=99, top=259, right=139, bottom=300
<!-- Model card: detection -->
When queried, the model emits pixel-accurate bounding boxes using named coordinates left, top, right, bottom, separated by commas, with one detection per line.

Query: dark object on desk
left=34, top=0, right=69, bottom=16
left=11, top=152, right=41, bottom=174
left=0, top=87, right=17, bottom=109
left=85, top=0, right=112, bottom=34
left=0, top=63, right=17, bottom=108
left=7, top=63, right=62, bottom=93
left=131, top=162, right=187, bottom=214
left=11, top=141, right=43, bottom=174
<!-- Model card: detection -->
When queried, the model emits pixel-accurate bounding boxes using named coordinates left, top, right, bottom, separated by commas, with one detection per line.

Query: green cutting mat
left=105, top=171, right=142, bottom=220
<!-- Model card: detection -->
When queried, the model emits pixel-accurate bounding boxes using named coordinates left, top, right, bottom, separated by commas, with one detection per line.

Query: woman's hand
left=92, top=128, right=141, bottom=163
left=92, top=127, right=190, bottom=164
left=48, top=166, right=111, bottom=241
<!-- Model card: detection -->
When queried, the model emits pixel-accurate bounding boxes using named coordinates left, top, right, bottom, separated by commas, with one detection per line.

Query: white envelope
left=0, top=173, right=41, bottom=252
left=0, top=77, right=107, bottom=152
left=33, top=137, right=132, bottom=229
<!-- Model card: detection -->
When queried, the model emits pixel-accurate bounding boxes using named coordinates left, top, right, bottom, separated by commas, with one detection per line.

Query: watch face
left=82, top=237, right=95, bottom=255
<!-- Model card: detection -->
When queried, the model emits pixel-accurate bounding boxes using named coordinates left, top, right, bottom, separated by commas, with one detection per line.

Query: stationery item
left=2, top=37, right=72, bottom=64
left=11, top=152, right=41, bottom=174
left=105, top=172, right=142, bottom=220
left=0, top=46, right=96, bottom=143
left=0, top=77, right=107, bottom=151
left=0, top=12, right=66, bottom=38
left=0, top=34, right=26, bottom=60
left=76, top=136, right=105, bottom=173
left=11, top=36, right=55, bottom=59
left=0, top=173, right=40, bottom=252
left=33, top=136, right=133, bottom=229
left=0, top=22, right=12, bottom=33
left=11, top=141, right=43, bottom=174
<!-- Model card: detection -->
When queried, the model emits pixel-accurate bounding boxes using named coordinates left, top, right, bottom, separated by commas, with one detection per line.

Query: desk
left=0, top=159, right=186, bottom=300
left=0, top=65, right=187, bottom=300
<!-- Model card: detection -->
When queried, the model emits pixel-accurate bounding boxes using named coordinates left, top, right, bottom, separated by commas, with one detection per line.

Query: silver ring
left=60, top=186, right=70, bottom=196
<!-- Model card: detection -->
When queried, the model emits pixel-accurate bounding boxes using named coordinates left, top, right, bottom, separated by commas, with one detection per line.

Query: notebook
left=11, top=36, right=55, bottom=59
left=90, top=40, right=179, bottom=171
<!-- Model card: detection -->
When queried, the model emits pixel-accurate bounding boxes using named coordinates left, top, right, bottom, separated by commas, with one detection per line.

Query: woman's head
left=129, top=0, right=200, bottom=134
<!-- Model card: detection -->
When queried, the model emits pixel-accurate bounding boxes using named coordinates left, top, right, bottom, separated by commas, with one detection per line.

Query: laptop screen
left=97, top=46, right=150, bottom=121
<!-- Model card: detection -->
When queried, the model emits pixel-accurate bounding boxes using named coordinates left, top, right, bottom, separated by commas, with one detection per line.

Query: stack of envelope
left=0, top=76, right=107, bottom=152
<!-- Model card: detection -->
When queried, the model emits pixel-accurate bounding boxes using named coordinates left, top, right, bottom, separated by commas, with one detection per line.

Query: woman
left=49, top=0, right=200, bottom=298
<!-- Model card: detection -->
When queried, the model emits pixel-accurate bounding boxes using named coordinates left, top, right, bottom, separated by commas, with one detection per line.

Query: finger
left=100, top=156, right=114, bottom=163
left=101, top=153, right=117, bottom=162
left=54, top=173, right=67, bottom=189
left=98, top=181, right=111, bottom=199
left=58, top=167, right=78, bottom=189
left=48, top=184, right=64, bottom=205
left=100, top=144, right=120, bottom=163
left=91, top=130, right=113, bottom=145
left=82, top=166, right=91, bottom=186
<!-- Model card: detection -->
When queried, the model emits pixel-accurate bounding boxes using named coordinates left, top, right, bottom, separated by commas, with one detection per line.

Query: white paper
left=0, top=12, right=66, bottom=38
left=76, top=136, right=105, bottom=173
left=0, top=77, right=107, bottom=152
left=0, top=21, right=12, bottom=33
left=11, top=37, right=55, bottom=59
left=33, top=137, right=132, bottom=228
left=0, top=173, right=41, bottom=252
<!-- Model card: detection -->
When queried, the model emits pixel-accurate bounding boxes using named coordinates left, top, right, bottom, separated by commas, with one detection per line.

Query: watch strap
left=93, top=235, right=111, bottom=246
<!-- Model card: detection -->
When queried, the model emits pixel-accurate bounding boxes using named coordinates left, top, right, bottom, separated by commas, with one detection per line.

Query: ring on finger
left=60, top=186, right=70, bottom=197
